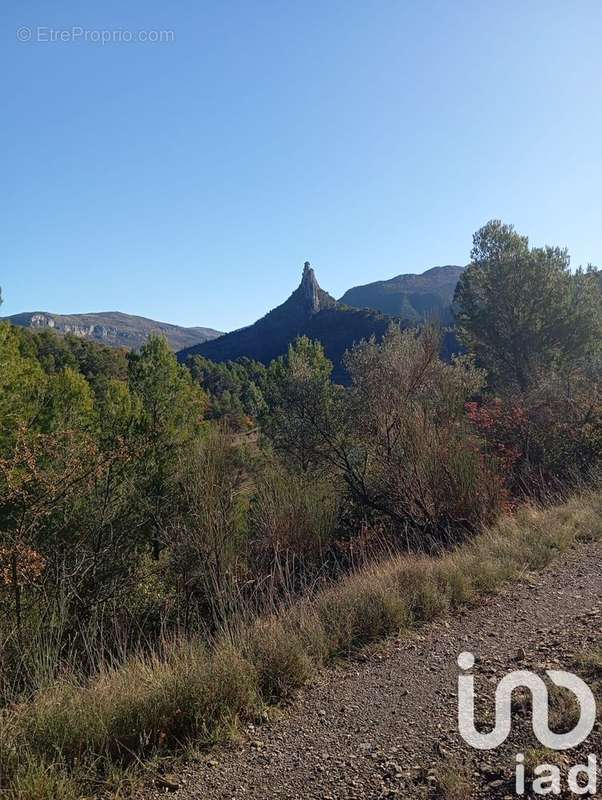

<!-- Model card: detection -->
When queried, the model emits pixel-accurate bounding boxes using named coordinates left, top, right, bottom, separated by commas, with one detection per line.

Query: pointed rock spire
left=300, top=261, right=320, bottom=313
left=296, top=261, right=335, bottom=314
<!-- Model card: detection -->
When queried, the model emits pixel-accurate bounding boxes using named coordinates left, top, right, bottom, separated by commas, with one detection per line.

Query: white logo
left=457, top=651, right=596, bottom=751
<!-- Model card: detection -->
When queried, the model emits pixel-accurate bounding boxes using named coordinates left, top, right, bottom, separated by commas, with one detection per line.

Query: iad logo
left=458, top=651, right=596, bottom=750
left=457, top=652, right=598, bottom=795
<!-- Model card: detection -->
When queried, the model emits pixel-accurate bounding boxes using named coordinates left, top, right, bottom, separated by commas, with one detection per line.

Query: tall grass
left=2, top=492, right=602, bottom=799
left=250, top=466, right=341, bottom=566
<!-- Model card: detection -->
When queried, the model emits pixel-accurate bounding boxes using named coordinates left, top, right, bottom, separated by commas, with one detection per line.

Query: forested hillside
left=1, top=221, right=602, bottom=799
left=179, top=262, right=458, bottom=381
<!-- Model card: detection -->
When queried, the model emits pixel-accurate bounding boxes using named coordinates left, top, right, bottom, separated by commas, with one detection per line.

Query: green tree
left=97, top=377, right=141, bottom=443
left=455, top=220, right=601, bottom=392
left=262, top=336, right=341, bottom=473
left=0, top=324, right=47, bottom=452
left=41, top=367, right=96, bottom=433
left=187, top=354, right=266, bottom=427
left=128, top=335, right=207, bottom=558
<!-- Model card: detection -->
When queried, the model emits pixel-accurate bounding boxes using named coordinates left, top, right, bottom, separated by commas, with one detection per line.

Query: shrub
left=250, top=463, right=341, bottom=568
left=164, top=428, right=249, bottom=631
left=1, top=491, right=601, bottom=796
left=467, top=370, right=602, bottom=498
left=315, top=569, right=410, bottom=653
left=9, top=640, right=258, bottom=767
left=243, top=619, right=313, bottom=702
left=339, top=325, right=505, bottom=547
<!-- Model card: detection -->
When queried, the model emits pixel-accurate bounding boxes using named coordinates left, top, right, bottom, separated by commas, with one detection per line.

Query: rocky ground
left=148, top=542, right=602, bottom=799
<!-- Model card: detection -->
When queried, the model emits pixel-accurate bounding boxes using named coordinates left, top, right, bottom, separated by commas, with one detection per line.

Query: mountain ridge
left=178, top=262, right=458, bottom=381
left=339, top=264, right=464, bottom=322
left=2, top=310, right=222, bottom=352
left=4, top=263, right=463, bottom=364
left=178, top=261, right=359, bottom=376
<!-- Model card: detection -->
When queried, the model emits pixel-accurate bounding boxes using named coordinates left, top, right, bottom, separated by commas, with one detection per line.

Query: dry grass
left=1, top=761, right=81, bottom=800
left=522, top=747, right=564, bottom=780
left=574, top=647, right=602, bottom=682
left=435, top=761, right=472, bottom=799
left=2, top=491, right=602, bottom=798
left=548, top=685, right=582, bottom=734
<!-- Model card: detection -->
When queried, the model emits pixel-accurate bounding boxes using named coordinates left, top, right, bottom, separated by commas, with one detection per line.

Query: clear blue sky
left=3, top=1, right=601, bottom=331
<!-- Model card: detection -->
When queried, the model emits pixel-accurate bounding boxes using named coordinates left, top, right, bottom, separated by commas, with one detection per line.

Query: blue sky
left=2, top=1, right=601, bottom=331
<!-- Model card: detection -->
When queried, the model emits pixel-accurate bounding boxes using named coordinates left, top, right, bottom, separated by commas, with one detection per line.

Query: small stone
left=154, top=774, right=181, bottom=792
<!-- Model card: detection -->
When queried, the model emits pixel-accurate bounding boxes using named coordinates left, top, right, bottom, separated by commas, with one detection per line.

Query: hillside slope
left=3, top=311, right=222, bottom=352
left=339, top=264, right=464, bottom=322
left=179, top=263, right=396, bottom=381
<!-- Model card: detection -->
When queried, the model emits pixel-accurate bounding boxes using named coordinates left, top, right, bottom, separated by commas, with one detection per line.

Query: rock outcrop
left=3, top=311, right=222, bottom=352
left=178, top=262, right=393, bottom=381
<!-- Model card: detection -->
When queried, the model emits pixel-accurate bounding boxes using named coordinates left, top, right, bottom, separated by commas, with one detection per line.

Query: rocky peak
left=294, top=261, right=336, bottom=314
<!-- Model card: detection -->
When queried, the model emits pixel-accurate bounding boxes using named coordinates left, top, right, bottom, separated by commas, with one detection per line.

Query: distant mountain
left=178, top=263, right=396, bottom=381
left=339, top=265, right=465, bottom=323
left=3, top=311, right=222, bottom=352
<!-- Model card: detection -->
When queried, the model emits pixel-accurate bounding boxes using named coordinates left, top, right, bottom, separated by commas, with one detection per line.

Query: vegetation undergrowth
left=2, top=219, right=602, bottom=798
left=2, top=491, right=602, bottom=799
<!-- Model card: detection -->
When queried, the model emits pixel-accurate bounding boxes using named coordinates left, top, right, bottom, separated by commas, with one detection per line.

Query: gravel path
left=155, top=541, right=602, bottom=799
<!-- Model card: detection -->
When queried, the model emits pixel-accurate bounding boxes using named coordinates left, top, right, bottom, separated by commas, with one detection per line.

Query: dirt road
left=160, top=542, right=602, bottom=799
